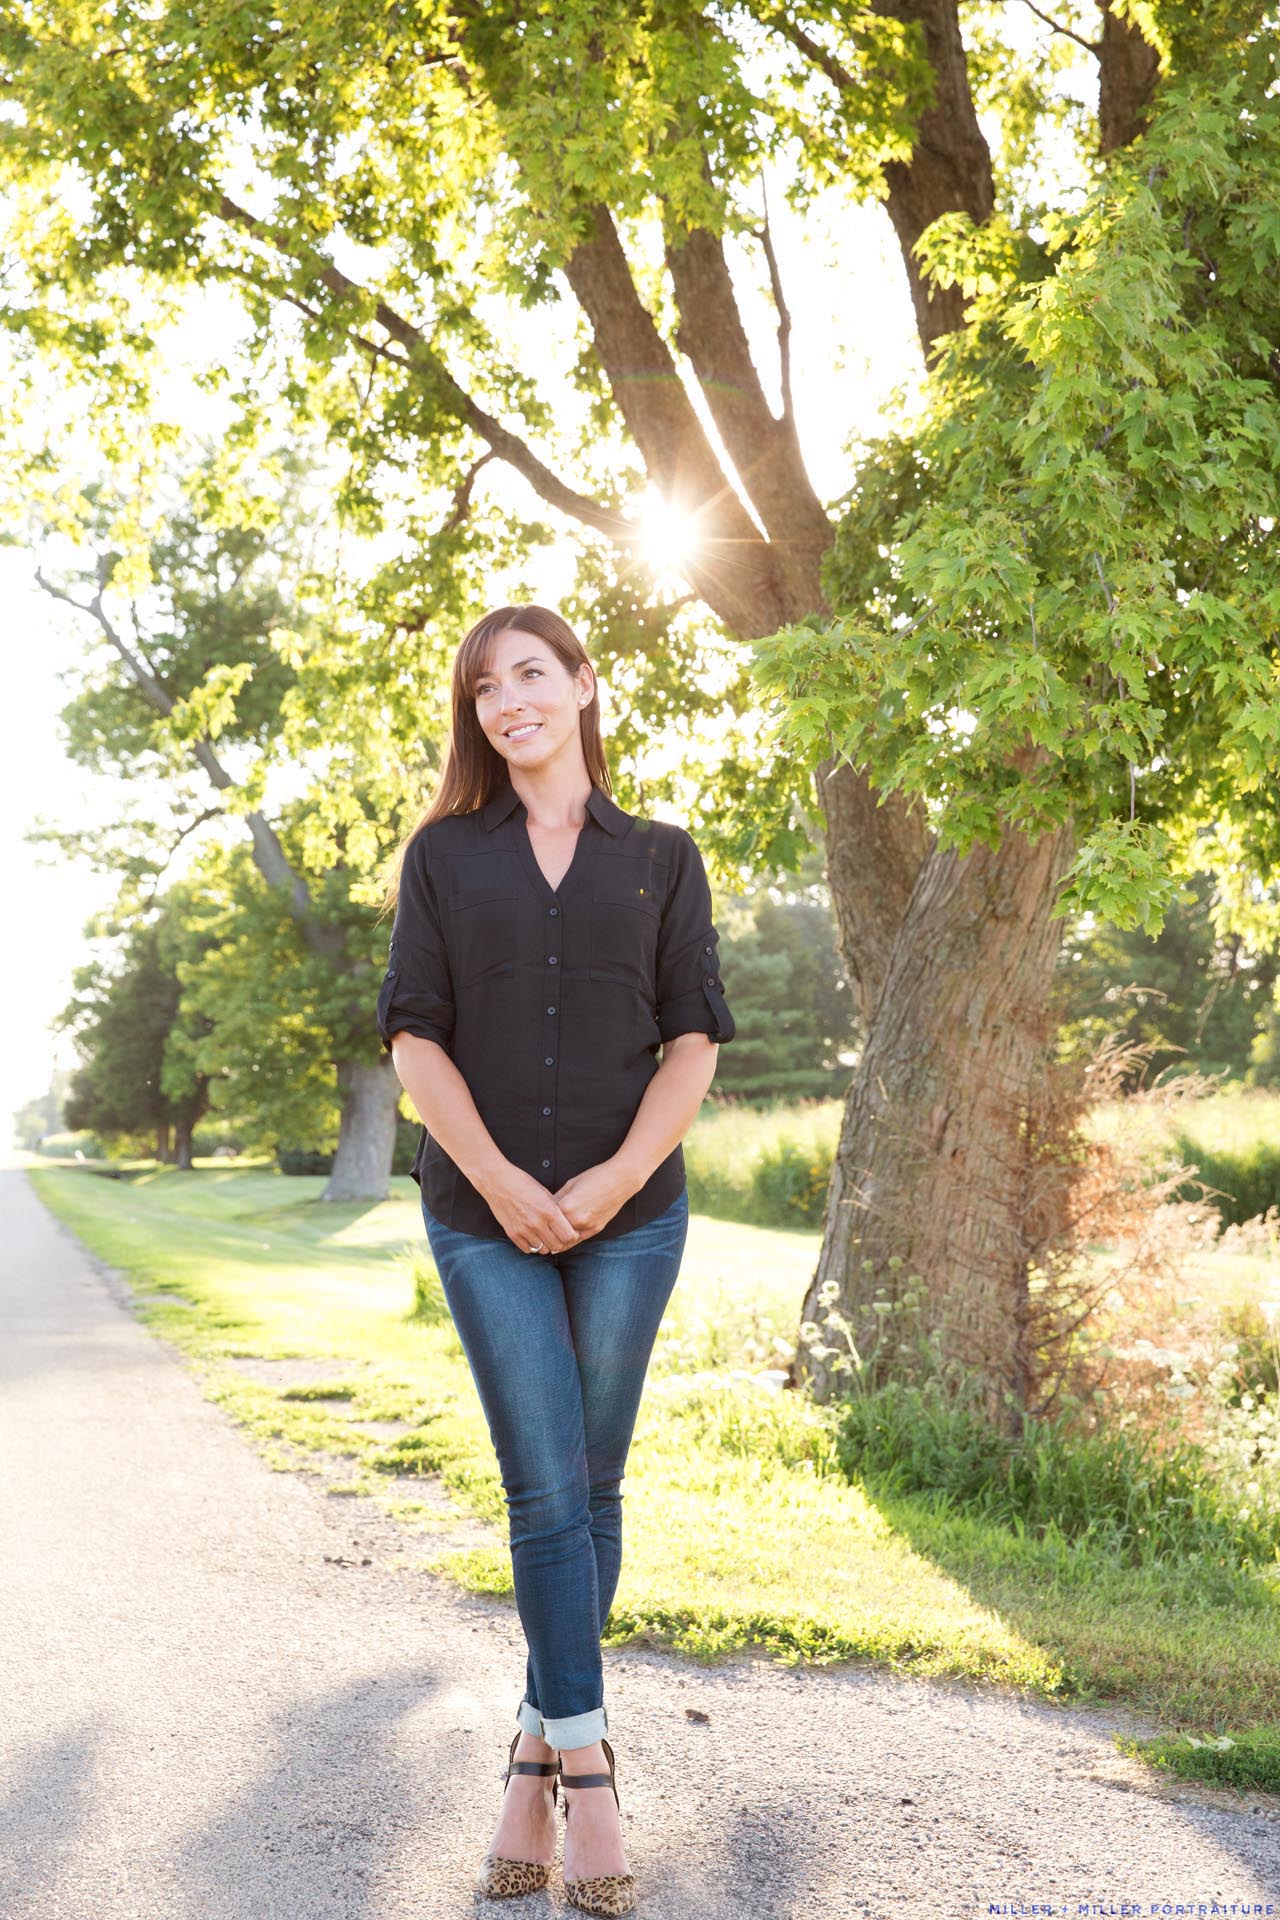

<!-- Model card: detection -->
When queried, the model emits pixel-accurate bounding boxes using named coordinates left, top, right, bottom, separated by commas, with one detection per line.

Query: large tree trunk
left=172, top=1120, right=194, bottom=1171
left=792, top=753, right=1078, bottom=1429
left=172, top=1079, right=209, bottom=1173
left=754, top=2, right=1157, bottom=1421
left=321, top=1055, right=402, bottom=1202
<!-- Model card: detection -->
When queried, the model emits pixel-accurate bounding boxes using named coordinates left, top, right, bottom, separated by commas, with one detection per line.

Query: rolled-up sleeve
left=377, top=830, right=455, bottom=1054
left=653, top=828, right=736, bottom=1045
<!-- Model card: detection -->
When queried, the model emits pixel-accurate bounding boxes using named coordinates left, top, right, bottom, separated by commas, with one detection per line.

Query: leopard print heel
left=476, top=1730, right=560, bottom=1899
left=560, top=1738, right=636, bottom=1916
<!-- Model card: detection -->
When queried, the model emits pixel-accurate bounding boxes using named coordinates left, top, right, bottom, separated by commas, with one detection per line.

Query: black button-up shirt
left=376, top=774, right=736, bottom=1241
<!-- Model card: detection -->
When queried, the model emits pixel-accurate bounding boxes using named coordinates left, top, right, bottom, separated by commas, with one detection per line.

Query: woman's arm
left=607, top=1033, right=720, bottom=1196
left=390, top=1031, right=582, bottom=1248
left=389, top=1033, right=512, bottom=1196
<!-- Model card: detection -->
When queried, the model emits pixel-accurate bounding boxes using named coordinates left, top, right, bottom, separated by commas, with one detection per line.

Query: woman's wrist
left=606, top=1150, right=650, bottom=1198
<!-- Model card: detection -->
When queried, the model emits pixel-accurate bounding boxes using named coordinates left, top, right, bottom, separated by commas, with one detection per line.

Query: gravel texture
left=3, top=1163, right=1278, bottom=1920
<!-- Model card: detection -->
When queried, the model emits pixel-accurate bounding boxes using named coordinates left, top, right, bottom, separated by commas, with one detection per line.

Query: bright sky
left=1, top=182, right=919, bottom=1140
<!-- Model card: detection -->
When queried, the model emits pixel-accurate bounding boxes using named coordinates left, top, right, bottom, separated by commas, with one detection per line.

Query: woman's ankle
left=559, top=1740, right=607, bottom=1774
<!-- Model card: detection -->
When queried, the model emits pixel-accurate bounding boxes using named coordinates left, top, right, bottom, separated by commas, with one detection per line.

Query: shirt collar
left=482, top=775, right=626, bottom=838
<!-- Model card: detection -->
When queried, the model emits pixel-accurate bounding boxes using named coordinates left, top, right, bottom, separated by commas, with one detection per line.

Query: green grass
left=26, top=1157, right=1280, bottom=1796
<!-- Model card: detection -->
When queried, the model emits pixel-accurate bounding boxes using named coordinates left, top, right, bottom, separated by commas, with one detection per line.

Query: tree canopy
left=4, top=5, right=1278, bottom=932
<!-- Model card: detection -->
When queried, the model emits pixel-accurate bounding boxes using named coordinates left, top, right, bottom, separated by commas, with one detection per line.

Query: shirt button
left=545, top=1056, right=554, bottom=1066
left=542, top=1106, right=551, bottom=1116
left=548, top=954, right=558, bottom=964
left=549, top=906, right=559, bottom=916
left=541, top=1159, right=551, bottom=1169
left=547, top=1006, right=555, bottom=1015
left=706, top=973, right=716, bottom=985
left=704, top=945, right=713, bottom=954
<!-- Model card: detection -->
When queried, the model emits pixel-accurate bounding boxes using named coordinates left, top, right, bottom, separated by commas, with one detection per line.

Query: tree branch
left=559, top=200, right=797, bottom=633
left=441, top=450, right=498, bottom=534
left=1012, top=0, right=1100, bottom=56
left=756, top=176, right=794, bottom=431
left=869, top=0, right=996, bottom=356
left=770, top=12, right=859, bottom=93
left=662, top=194, right=830, bottom=611
left=141, top=804, right=224, bottom=908
left=770, top=1, right=996, bottom=359
left=216, top=194, right=634, bottom=545
left=34, top=562, right=342, bottom=958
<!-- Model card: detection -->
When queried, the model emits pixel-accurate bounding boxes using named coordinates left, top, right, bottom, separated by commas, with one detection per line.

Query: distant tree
left=12, top=1068, right=73, bottom=1149
left=1244, top=991, right=1280, bottom=1090
left=716, top=843, right=861, bottom=1104
left=28, top=442, right=412, bottom=1198
left=1054, top=873, right=1280, bottom=1089
left=59, top=902, right=211, bottom=1166
left=173, top=825, right=376, bottom=1164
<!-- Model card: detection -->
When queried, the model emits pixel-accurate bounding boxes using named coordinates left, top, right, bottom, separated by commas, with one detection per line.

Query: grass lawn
left=26, top=1159, right=1280, bottom=1796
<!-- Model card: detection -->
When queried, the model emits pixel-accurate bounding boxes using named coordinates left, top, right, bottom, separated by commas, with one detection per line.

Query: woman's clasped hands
left=483, top=1159, right=638, bottom=1255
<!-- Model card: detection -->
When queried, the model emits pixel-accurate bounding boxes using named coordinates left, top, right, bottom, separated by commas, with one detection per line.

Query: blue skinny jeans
left=420, top=1186, right=690, bottom=1751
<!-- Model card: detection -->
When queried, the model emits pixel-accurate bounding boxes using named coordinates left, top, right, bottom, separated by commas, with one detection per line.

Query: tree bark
left=561, top=203, right=798, bottom=634
left=1098, top=4, right=1161, bottom=155
left=171, top=1080, right=209, bottom=1172
left=321, top=1055, right=402, bottom=1203
left=794, top=775, right=1078, bottom=1432
left=662, top=213, right=832, bottom=611
left=172, top=1119, right=195, bottom=1171
left=870, top=0, right=996, bottom=356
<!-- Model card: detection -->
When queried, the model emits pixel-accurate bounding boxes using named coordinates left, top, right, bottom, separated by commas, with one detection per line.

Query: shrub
left=1170, top=1134, right=1280, bottom=1229
left=276, top=1146, right=334, bottom=1175
left=835, top=1376, right=1278, bottom=1570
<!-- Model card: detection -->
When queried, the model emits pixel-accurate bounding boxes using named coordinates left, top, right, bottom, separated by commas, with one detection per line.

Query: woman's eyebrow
left=476, top=656, right=545, bottom=680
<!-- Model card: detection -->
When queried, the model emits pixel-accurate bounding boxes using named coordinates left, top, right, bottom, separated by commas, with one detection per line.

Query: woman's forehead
left=474, top=632, right=563, bottom=678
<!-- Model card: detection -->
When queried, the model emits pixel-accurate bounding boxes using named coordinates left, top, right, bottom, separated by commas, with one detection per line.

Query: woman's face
left=473, top=627, right=594, bottom=768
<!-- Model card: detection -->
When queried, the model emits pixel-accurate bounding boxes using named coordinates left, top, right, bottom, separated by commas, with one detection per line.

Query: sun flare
left=634, top=486, right=700, bottom=578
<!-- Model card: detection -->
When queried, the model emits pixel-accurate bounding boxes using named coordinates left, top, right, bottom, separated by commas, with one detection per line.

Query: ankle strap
left=508, top=1759, right=559, bottom=1777
left=559, top=1770, right=613, bottom=1789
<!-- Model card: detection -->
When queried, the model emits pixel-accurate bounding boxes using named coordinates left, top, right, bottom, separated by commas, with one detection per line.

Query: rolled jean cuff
left=516, top=1698, right=547, bottom=1739
left=517, top=1698, right=609, bottom=1749
left=543, top=1704, right=609, bottom=1750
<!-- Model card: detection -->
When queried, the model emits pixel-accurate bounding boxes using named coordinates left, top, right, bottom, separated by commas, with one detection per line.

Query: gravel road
left=2, top=1164, right=1277, bottom=1920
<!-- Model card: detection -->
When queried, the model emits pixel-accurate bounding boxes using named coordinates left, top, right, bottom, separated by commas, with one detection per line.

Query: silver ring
left=528, top=1241, right=545, bottom=1254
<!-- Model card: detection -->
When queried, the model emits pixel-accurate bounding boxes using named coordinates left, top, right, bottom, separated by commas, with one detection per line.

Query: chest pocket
left=446, top=887, right=518, bottom=986
left=590, top=868, right=659, bottom=985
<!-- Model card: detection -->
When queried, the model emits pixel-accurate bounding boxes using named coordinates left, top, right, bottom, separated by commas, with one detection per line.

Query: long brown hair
left=379, top=604, right=612, bottom=915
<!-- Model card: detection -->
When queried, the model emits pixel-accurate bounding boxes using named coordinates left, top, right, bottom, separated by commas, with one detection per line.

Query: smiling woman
left=374, top=601, right=734, bottom=1910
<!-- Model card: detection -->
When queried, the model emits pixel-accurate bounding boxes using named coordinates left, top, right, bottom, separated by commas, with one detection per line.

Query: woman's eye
left=477, top=669, right=540, bottom=696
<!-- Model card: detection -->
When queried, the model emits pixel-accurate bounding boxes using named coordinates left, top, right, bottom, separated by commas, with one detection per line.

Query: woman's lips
left=505, top=723, right=542, bottom=741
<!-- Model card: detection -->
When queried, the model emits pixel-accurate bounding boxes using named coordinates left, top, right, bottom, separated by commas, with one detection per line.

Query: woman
left=376, top=605, right=735, bottom=1914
